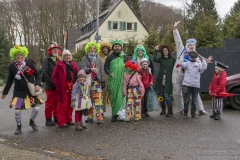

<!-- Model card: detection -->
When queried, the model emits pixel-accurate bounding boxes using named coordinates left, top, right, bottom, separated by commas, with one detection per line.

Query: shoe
left=53, top=116, right=58, bottom=123
left=111, top=115, right=117, bottom=122
left=29, top=119, right=38, bottom=131
left=183, top=109, right=188, bottom=118
left=145, top=113, right=150, bottom=117
left=141, top=113, right=146, bottom=118
left=45, top=118, right=55, bottom=126
left=210, top=112, right=216, bottom=118
left=67, top=122, right=75, bottom=126
left=85, top=118, right=93, bottom=123
left=214, top=111, right=221, bottom=120
left=165, top=109, right=173, bottom=117
left=97, top=121, right=102, bottom=125
left=175, top=111, right=183, bottom=116
left=160, top=104, right=166, bottom=115
left=14, top=124, right=21, bottom=135
left=75, top=122, right=83, bottom=131
left=59, top=124, right=69, bottom=128
left=191, top=110, right=198, bottom=119
left=199, top=110, right=208, bottom=116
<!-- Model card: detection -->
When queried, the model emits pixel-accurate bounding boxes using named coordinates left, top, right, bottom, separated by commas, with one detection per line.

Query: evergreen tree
left=142, top=30, right=160, bottom=55
left=126, top=0, right=141, bottom=18
left=186, top=0, right=219, bottom=38
left=124, top=34, right=139, bottom=56
left=100, top=0, right=112, bottom=13
left=0, top=25, right=11, bottom=81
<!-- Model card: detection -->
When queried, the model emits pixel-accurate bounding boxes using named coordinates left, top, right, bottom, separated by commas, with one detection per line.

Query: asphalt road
left=1, top=87, right=240, bottom=160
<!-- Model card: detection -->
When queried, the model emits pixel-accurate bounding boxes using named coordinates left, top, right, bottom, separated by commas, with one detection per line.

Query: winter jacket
left=179, top=54, right=207, bottom=88
left=208, top=71, right=227, bottom=96
left=41, top=55, right=61, bottom=90
left=123, top=72, right=145, bottom=97
left=153, top=50, right=176, bottom=93
left=51, top=61, right=78, bottom=102
left=3, top=59, right=41, bottom=98
left=79, top=54, right=105, bottom=83
left=138, top=69, right=154, bottom=89
left=71, top=81, right=90, bottom=101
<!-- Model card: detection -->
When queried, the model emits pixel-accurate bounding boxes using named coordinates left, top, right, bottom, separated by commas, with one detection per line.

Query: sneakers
left=199, top=110, right=208, bottom=116
left=175, top=111, right=183, bottom=116
left=29, top=119, right=38, bottom=131
left=45, top=118, right=55, bottom=126
left=14, top=124, right=21, bottom=135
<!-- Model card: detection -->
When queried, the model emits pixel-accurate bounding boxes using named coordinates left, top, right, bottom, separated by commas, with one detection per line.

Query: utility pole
left=95, top=0, right=101, bottom=43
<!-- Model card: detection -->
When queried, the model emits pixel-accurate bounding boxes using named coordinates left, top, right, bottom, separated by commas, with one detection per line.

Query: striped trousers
left=212, top=97, right=223, bottom=113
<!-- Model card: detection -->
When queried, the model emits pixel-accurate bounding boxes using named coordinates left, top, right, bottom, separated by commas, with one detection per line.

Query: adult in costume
left=1, top=45, right=43, bottom=134
left=104, top=39, right=129, bottom=122
left=80, top=42, right=105, bottom=125
left=98, top=42, right=112, bottom=112
left=172, top=21, right=211, bottom=115
left=153, top=44, right=176, bottom=117
left=132, top=45, right=154, bottom=75
left=41, top=42, right=62, bottom=126
left=52, top=50, right=78, bottom=128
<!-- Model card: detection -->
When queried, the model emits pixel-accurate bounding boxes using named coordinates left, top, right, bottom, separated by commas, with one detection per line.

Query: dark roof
left=75, top=0, right=149, bottom=43
left=66, top=29, right=81, bottom=51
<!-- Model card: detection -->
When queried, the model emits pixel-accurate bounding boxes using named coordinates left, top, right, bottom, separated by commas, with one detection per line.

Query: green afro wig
left=85, top=42, right=100, bottom=54
left=10, top=44, right=29, bottom=60
left=132, top=45, right=149, bottom=61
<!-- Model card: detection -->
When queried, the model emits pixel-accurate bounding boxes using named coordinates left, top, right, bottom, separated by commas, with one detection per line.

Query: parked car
left=225, top=73, right=240, bottom=110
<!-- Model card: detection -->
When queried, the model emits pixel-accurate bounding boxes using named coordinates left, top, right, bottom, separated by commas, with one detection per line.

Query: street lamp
left=40, top=48, right=45, bottom=58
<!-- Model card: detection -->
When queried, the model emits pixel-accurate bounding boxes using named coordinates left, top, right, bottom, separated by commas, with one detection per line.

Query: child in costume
left=138, top=58, right=153, bottom=118
left=179, top=51, right=207, bottom=118
left=208, top=61, right=228, bottom=120
left=1, top=45, right=43, bottom=134
left=123, top=60, right=145, bottom=122
left=71, top=70, right=89, bottom=131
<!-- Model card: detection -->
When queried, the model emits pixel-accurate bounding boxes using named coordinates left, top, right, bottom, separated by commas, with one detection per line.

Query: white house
left=74, top=0, right=149, bottom=50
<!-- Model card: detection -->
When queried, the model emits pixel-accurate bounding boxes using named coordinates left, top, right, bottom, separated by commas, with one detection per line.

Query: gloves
left=71, top=101, right=76, bottom=108
left=101, top=81, right=105, bottom=89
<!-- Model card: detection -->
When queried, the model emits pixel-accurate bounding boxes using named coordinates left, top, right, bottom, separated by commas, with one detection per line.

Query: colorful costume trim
left=11, top=96, right=43, bottom=110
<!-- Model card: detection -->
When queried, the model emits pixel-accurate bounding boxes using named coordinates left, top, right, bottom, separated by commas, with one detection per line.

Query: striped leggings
left=212, top=97, right=223, bottom=113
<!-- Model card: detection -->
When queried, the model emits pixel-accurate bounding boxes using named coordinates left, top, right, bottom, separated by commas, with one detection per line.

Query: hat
left=62, top=50, right=72, bottom=60
left=111, top=39, right=123, bottom=49
left=47, top=42, right=62, bottom=55
left=10, top=44, right=28, bottom=60
left=215, top=61, right=228, bottom=71
left=159, top=44, right=175, bottom=54
left=85, top=42, right=100, bottom=54
left=124, top=60, right=138, bottom=71
left=77, top=69, right=86, bottom=78
left=140, top=58, right=149, bottom=65
left=186, top=38, right=197, bottom=50
left=189, top=51, right=198, bottom=58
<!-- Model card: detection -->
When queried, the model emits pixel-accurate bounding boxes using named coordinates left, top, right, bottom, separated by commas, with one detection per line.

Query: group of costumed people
left=1, top=21, right=229, bottom=134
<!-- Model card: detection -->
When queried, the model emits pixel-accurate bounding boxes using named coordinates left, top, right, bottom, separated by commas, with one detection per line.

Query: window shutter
left=134, top=22, right=137, bottom=31
left=123, top=22, right=126, bottom=31
left=108, top=21, right=112, bottom=30
left=120, top=22, right=123, bottom=31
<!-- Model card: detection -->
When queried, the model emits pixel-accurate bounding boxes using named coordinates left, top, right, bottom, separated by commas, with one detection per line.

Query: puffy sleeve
left=215, top=72, right=227, bottom=94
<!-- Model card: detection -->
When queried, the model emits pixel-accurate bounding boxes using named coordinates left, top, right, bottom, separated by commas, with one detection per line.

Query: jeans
left=183, top=86, right=199, bottom=111
left=159, top=85, right=172, bottom=109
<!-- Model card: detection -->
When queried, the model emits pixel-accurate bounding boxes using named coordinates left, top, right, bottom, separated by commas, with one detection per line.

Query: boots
left=210, top=112, right=216, bottom=118
left=15, top=124, right=21, bottom=135
left=29, top=119, right=38, bottom=131
left=183, top=109, right=188, bottom=118
left=53, top=116, right=58, bottom=124
left=160, top=104, right=166, bottom=115
left=111, top=115, right=117, bottom=122
left=165, top=108, right=173, bottom=117
left=45, top=118, right=55, bottom=126
left=214, top=111, right=221, bottom=120
left=75, top=122, right=83, bottom=131
left=191, top=110, right=198, bottom=119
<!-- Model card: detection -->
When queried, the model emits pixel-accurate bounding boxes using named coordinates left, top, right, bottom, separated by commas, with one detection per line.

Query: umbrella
left=216, top=92, right=240, bottom=98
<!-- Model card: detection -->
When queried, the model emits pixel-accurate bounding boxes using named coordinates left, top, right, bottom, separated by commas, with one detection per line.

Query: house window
left=127, top=22, right=133, bottom=31
left=112, top=21, right=118, bottom=30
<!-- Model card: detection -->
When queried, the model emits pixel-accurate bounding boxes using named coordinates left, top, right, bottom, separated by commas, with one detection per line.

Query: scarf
left=64, top=61, right=77, bottom=82
left=88, top=53, right=97, bottom=64
left=14, top=60, right=26, bottom=80
left=125, top=69, right=134, bottom=75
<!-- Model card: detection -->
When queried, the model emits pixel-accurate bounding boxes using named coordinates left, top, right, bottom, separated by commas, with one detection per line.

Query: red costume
left=208, top=71, right=227, bottom=96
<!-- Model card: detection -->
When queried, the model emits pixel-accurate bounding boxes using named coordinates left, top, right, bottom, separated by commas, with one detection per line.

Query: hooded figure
left=172, top=21, right=209, bottom=116
left=104, top=39, right=129, bottom=122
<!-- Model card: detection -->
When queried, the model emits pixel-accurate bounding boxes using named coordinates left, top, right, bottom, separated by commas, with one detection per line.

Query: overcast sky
left=153, top=0, right=238, bottom=18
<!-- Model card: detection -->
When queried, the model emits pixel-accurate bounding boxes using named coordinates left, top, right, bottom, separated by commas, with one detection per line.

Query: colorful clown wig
left=10, top=44, right=28, bottom=60
left=85, top=42, right=100, bottom=54
left=47, top=42, right=62, bottom=55
left=132, top=45, right=149, bottom=61
left=124, top=60, right=139, bottom=71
